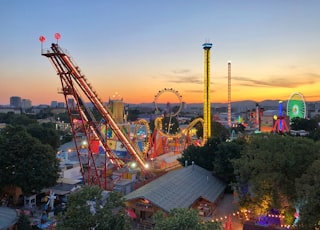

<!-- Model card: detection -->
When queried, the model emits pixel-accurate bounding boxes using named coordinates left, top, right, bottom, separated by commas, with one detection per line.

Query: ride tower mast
left=202, top=42, right=213, bottom=143
left=227, top=61, right=232, bottom=127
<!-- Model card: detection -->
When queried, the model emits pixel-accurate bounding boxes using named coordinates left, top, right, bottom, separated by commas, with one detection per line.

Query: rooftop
left=125, top=164, right=226, bottom=212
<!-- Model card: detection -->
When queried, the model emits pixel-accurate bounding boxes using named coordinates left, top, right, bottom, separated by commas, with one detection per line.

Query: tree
left=127, top=109, right=140, bottom=122
left=290, top=117, right=317, bottom=131
left=0, top=113, right=61, bottom=150
left=213, top=138, right=244, bottom=189
left=0, top=113, right=37, bottom=126
left=56, top=185, right=130, bottom=230
left=295, top=159, right=320, bottom=228
left=178, top=138, right=220, bottom=171
left=178, top=137, right=243, bottom=190
left=211, top=121, right=230, bottom=140
left=162, top=116, right=180, bottom=134
left=17, top=213, right=32, bottom=230
left=153, top=208, right=201, bottom=230
left=232, top=134, right=320, bottom=221
left=26, top=123, right=60, bottom=150
left=0, top=125, right=60, bottom=195
left=153, top=208, right=222, bottom=230
left=194, top=119, right=230, bottom=141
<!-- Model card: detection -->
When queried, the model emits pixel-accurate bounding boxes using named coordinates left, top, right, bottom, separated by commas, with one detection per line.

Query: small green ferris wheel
left=287, top=92, right=306, bottom=120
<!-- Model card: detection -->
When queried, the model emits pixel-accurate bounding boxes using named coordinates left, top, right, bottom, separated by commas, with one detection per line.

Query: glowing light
left=54, top=32, right=61, bottom=40
left=130, top=162, right=137, bottom=168
left=82, top=140, right=88, bottom=146
left=39, top=35, right=46, bottom=43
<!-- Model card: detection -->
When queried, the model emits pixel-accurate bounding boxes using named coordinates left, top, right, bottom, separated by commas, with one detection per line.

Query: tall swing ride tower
left=227, top=61, right=232, bottom=127
left=202, top=42, right=213, bottom=143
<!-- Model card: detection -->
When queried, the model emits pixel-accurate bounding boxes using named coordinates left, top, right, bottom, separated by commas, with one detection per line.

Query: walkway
left=212, top=193, right=243, bottom=230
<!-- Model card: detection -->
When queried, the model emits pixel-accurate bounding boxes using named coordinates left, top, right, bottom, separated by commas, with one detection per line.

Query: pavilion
left=124, top=164, right=226, bottom=221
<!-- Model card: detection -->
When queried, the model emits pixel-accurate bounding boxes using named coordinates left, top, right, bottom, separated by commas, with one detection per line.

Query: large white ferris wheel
left=154, top=88, right=183, bottom=116
left=287, top=92, right=307, bottom=120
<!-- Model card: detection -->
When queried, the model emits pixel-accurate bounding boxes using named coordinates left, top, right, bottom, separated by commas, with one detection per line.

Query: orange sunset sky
left=1, top=1, right=320, bottom=105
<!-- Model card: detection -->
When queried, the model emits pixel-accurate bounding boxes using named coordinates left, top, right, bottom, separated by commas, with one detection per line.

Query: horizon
left=1, top=97, right=317, bottom=108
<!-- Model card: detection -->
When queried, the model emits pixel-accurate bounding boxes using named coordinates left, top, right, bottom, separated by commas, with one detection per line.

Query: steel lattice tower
left=228, top=61, right=232, bottom=127
left=202, top=43, right=212, bottom=143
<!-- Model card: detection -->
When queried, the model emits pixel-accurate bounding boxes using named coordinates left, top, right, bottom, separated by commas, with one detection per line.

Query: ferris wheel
left=154, top=88, right=183, bottom=117
left=287, top=92, right=306, bottom=120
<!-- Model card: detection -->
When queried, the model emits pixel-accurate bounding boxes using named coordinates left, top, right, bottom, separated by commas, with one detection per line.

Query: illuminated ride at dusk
left=272, top=101, right=289, bottom=133
left=202, top=42, right=212, bottom=143
left=40, top=35, right=151, bottom=189
left=287, top=92, right=306, bottom=121
left=40, top=35, right=205, bottom=189
left=149, top=88, right=204, bottom=158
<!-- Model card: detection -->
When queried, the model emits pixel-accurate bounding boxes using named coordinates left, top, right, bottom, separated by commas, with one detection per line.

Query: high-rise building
left=67, top=98, right=75, bottom=109
left=57, top=102, right=65, bottom=108
left=51, top=101, right=58, bottom=108
left=10, top=96, right=21, bottom=108
left=21, top=99, right=32, bottom=109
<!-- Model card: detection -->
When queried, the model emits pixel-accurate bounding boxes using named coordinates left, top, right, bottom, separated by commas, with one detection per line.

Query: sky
left=0, top=0, right=320, bottom=106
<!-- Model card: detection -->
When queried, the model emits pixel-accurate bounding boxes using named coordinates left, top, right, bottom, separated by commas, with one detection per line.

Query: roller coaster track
left=152, top=116, right=205, bottom=150
left=42, top=43, right=149, bottom=189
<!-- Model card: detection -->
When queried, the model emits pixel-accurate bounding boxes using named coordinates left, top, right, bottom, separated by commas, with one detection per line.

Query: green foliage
left=213, top=139, right=243, bottom=185
left=195, top=120, right=230, bottom=141
left=178, top=138, right=217, bottom=171
left=0, top=125, right=60, bottom=195
left=178, top=137, right=243, bottom=189
left=233, top=133, right=320, bottom=219
left=153, top=208, right=222, bottom=230
left=211, top=121, right=230, bottom=140
left=0, top=113, right=37, bottom=126
left=26, top=123, right=60, bottom=149
left=54, top=112, right=70, bottom=123
left=202, top=221, right=222, bottom=230
left=0, top=113, right=61, bottom=150
left=154, top=208, right=203, bottom=230
left=56, top=186, right=130, bottom=230
left=127, top=109, right=140, bottom=122
left=295, top=159, right=320, bottom=228
left=17, top=213, right=32, bottom=230
left=290, top=117, right=317, bottom=131
left=162, top=116, right=180, bottom=134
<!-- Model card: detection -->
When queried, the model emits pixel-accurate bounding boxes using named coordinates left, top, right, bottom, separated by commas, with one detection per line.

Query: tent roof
left=0, top=207, right=18, bottom=230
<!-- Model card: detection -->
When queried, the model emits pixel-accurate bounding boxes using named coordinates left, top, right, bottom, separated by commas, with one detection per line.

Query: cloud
left=172, top=69, right=190, bottom=74
left=168, top=75, right=202, bottom=84
left=161, top=69, right=203, bottom=84
left=233, top=73, right=319, bottom=88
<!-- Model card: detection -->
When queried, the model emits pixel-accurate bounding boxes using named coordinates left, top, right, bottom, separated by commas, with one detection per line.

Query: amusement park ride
left=40, top=34, right=204, bottom=190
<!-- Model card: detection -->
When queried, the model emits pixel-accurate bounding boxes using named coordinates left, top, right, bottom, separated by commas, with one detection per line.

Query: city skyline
left=1, top=1, right=320, bottom=105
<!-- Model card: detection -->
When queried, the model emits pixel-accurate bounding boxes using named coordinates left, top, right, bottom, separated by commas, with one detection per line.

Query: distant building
left=0, top=106, right=21, bottom=114
left=21, top=99, right=32, bottom=109
left=58, top=102, right=65, bottom=108
left=10, top=96, right=21, bottom=108
left=67, top=98, right=75, bottom=109
left=51, top=101, right=58, bottom=108
left=260, top=110, right=278, bottom=132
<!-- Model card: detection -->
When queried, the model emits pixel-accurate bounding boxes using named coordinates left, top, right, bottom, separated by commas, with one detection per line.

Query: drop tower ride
left=202, top=43, right=213, bottom=143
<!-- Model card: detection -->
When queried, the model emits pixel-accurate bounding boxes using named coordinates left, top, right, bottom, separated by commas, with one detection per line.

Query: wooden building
left=124, top=164, right=226, bottom=222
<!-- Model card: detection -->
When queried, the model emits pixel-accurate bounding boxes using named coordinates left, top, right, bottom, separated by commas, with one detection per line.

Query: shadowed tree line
left=178, top=117, right=320, bottom=228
